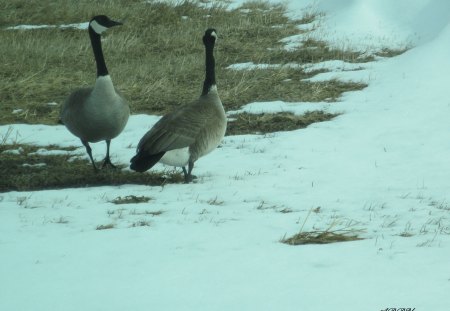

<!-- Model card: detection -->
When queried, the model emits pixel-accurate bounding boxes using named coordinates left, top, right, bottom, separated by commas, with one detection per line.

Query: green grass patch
left=0, top=144, right=183, bottom=192
left=227, top=111, right=338, bottom=135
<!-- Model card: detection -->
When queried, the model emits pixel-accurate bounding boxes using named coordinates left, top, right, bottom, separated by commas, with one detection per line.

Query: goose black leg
left=182, top=161, right=197, bottom=183
left=82, top=140, right=98, bottom=171
left=102, top=139, right=116, bottom=169
left=182, top=167, right=188, bottom=181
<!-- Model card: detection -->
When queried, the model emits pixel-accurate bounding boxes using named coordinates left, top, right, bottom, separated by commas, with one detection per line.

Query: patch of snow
left=6, top=24, right=54, bottom=30
left=296, top=22, right=317, bottom=32
left=59, top=22, right=89, bottom=30
left=22, top=163, right=47, bottom=168
left=28, top=148, right=74, bottom=156
left=6, top=22, right=88, bottom=31
left=304, top=68, right=370, bottom=83
left=227, top=62, right=301, bottom=70
left=302, top=60, right=367, bottom=73
left=1, top=147, right=24, bottom=155
left=226, top=62, right=278, bottom=70
left=228, top=101, right=333, bottom=115
left=216, top=60, right=369, bottom=84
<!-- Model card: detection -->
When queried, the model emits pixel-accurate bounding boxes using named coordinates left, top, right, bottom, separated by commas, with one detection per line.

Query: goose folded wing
left=137, top=105, right=205, bottom=155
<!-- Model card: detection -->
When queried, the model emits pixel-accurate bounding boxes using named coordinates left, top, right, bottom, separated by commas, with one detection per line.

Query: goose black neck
left=201, top=43, right=216, bottom=96
left=89, top=27, right=109, bottom=77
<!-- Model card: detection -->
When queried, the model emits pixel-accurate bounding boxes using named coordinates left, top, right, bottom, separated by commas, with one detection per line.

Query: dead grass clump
left=0, top=144, right=183, bottom=192
left=130, top=220, right=151, bottom=228
left=96, top=224, right=115, bottom=230
left=111, top=195, right=152, bottom=205
left=227, top=111, right=338, bottom=135
left=130, top=209, right=164, bottom=216
left=281, top=229, right=364, bottom=245
left=375, top=47, right=409, bottom=58
left=282, top=208, right=365, bottom=246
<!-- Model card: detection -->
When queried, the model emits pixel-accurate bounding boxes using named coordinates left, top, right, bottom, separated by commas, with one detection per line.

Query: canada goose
left=130, top=28, right=226, bottom=183
left=60, top=15, right=130, bottom=170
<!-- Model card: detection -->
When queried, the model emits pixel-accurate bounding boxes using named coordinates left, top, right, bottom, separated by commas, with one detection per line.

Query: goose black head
left=89, top=15, right=123, bottom=35
left=203, top=28, right=217, bottom=46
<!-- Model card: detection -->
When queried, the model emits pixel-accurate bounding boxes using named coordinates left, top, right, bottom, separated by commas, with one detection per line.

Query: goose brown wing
left=137, top=102, right=206, bottom=155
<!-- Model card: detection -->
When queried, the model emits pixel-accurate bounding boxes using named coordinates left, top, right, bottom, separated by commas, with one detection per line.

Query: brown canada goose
left=130, top=28, right=226, bottom=183
left=60, top=15, right=130, bottom=170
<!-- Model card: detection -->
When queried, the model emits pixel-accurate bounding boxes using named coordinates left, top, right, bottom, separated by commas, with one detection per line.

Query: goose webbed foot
left=102, top=156, right=117, bottom=169
left=101, top=140, right=117, bottom=169
left=182, top=162, right=197, bottom=183
left=183, top=174, right=198, bottom=183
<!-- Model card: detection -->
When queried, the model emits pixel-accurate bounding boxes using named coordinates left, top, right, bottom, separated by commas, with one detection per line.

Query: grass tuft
left=281, top=229, right=364, bottom=245
left=130, top=209, right=164, bottom=216
left=130, top=220, right=151, bottom=227
left=96, top=224, right=115, bottom=230
left=227, top=111, right=338, bottom=135
left=282, top=208, right=365, bottom=245
left=111, top=195, right=153, bottom=205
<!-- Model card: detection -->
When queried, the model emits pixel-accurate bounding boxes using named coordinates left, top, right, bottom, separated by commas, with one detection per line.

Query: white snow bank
left=283, top=0, right=450, bottom=52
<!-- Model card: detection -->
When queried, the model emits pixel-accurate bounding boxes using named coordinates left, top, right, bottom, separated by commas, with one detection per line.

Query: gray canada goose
left=60, top=15, right=130, bottom=170
left=130, top=28, right=226, bottom=183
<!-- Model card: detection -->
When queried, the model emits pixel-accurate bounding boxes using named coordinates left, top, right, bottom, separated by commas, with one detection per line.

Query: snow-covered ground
left=1, top=1, right=449, bottom=310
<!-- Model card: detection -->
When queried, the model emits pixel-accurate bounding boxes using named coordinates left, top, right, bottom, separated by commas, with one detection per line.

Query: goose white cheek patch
left=90, top=20, right=108, bottom=34
left=211, top=31, right=218, bottom=42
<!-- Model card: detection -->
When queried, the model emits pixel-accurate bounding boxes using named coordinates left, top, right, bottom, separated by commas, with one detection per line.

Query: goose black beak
left=109, top=20, right=123, bottom=27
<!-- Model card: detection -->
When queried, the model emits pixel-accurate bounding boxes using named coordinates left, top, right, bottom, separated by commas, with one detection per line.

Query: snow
left=228, top=100, right=334, bottom=116
left=1, top=1, right=450, bottom=310
left=227, top=61, right=369, bottom=84
left=227, top=62, right=283, bottom=70
left=282, top=0, right=450, bottom=53
left=6, top=22, right=89, bottom=30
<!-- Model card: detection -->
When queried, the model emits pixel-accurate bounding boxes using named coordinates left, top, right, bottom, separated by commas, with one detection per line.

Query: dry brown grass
left=281, top=209, right=365, bottom=246
left=227, top=111, right=339, bottom=135
left=0, top=143, right=183, bottom=192
left=281, top=229, right=364, bottom=245
left=111, top=195, right=153, bottom=204
left=0, top=0, right=373, bottom=125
